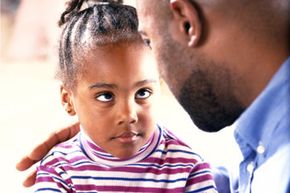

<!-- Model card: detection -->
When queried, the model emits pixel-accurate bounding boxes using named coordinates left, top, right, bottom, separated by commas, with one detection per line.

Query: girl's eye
left=95, top=92, right=114, bottom=102
left=135, top=89, right=152, bottom=99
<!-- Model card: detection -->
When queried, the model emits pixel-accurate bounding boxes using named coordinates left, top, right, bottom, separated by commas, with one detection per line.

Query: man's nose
left=116, top=99, right=138, bottom=125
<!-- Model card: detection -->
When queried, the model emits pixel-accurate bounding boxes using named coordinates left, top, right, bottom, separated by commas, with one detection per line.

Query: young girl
left=34, top=0, right=217, bottom=192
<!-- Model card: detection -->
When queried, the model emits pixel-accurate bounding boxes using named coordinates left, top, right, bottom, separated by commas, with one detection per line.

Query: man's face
left=136, top=0, right=245, bottom=132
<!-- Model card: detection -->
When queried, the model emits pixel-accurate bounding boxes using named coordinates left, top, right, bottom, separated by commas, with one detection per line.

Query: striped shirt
left=34, top=126, right=217, bottom=193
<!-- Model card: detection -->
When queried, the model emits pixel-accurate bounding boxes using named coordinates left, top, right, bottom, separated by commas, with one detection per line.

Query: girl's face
left=62, top=42, right=160, bottom=159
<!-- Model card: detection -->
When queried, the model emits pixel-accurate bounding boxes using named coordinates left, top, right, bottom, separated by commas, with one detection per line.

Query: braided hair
left=57, top=0, right=140, bottom=89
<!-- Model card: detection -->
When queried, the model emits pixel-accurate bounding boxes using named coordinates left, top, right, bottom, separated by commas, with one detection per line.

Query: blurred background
left=0, top=0, right=238, bottom=192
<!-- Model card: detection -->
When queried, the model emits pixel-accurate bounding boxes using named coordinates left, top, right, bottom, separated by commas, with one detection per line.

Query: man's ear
left=170, top=0, right=202, bottom=47
left=60, top=85, right=76, bottom=116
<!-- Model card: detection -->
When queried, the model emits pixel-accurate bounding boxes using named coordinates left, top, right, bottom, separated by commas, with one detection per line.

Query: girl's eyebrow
left=89, top=83, right=117, bottom=89
left=89, top=79, right=157, bottom=90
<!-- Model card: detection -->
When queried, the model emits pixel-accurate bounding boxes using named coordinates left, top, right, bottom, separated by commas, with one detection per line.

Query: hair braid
left=57, top=0, right=141, bottom=89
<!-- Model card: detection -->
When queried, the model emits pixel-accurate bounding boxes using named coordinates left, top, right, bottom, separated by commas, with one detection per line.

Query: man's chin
left=191, top=118, right=231, bottom=133
left=179, top=93, right=244, bottom=133
left=185, top=105, right=244, bottom=133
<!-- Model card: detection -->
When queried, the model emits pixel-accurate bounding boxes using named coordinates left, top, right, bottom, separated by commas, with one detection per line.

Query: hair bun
left=86, top=0, right=123, bottom=5
left=59, top=0, right=124, bottom=27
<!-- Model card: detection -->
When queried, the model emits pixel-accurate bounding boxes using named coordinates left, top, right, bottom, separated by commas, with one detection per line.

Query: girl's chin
left=110, top=147, right=140, bottom=160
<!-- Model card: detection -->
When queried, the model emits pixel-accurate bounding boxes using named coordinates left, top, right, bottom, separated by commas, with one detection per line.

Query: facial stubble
left=157, top=33, right=245, bottom=132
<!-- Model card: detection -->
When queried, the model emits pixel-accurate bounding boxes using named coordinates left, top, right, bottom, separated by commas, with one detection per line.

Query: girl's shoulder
left=157, top=125, right=204, bottom=163
left=39, top=132, right=85, bottom=167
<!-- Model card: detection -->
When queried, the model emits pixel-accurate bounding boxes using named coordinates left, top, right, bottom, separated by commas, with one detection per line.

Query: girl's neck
left=79, top=126, right=161, bottom=167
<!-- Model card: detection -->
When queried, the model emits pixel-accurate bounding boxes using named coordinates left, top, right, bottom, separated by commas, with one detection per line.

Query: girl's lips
left=114, top=131, right=140, bottom=143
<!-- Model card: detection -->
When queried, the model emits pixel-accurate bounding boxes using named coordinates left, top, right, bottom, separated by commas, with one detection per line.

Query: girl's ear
left=170, top=0, right=202, bottom=47
left=60, top=85, right=76, bottom=116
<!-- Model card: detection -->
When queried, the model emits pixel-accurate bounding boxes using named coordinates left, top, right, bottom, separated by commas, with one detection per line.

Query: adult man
left=17, top=0, right=290, bottom=192
left=136, top=1, right=290, bottom=192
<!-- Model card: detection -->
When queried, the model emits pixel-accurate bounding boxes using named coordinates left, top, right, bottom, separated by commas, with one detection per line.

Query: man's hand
left=16, top=122, right=80, bottom=187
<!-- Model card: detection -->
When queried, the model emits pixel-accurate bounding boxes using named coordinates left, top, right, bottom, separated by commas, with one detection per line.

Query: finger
left=29, top=133, right=60, bottom=161
left=69, top=122, right=80, bottom=137
left=16, top=141, right=51, bottom=171
left=16, top=137, right=59, bottom=171
left=23, top=170, right=37, bottom=187
left=16, top=156, right=37, bottom=171
left=55, top=122, right=80, bottom=142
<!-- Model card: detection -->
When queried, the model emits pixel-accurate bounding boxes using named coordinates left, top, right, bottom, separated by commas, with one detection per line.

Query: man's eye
left=135, top=89, right=152, bottom=99
left=96, top=93, right=114, bottom=102
left=143, top=39, right=152, bottom=48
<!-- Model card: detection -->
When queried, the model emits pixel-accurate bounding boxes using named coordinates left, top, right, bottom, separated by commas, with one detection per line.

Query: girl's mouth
left=113, top=131, right=140, bottom=143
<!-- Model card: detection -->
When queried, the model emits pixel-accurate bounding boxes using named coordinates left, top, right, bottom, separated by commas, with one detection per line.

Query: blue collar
left=235, top=57, right=290, bottom=158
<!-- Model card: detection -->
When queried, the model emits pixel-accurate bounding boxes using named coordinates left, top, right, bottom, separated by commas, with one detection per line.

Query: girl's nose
left=116, top=99, right=138, bottom=125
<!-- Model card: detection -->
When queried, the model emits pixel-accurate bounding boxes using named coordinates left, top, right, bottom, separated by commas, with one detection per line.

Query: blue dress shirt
left=233, top=57, right=290, bottom=193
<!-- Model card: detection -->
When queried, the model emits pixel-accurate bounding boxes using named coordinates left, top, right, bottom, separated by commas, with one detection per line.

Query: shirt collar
left=79, top=125, right=162, bottom=167
left=235, top=56, right=290, bottom=157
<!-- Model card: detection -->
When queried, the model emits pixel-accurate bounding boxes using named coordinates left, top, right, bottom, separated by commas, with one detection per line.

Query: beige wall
left=125, top=0, right=136, bottom=7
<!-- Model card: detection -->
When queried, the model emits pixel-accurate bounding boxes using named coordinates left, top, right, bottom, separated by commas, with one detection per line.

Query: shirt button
left=256, top=145, right=265, bottom=154
left=247, top=162, right=255, bottom=173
